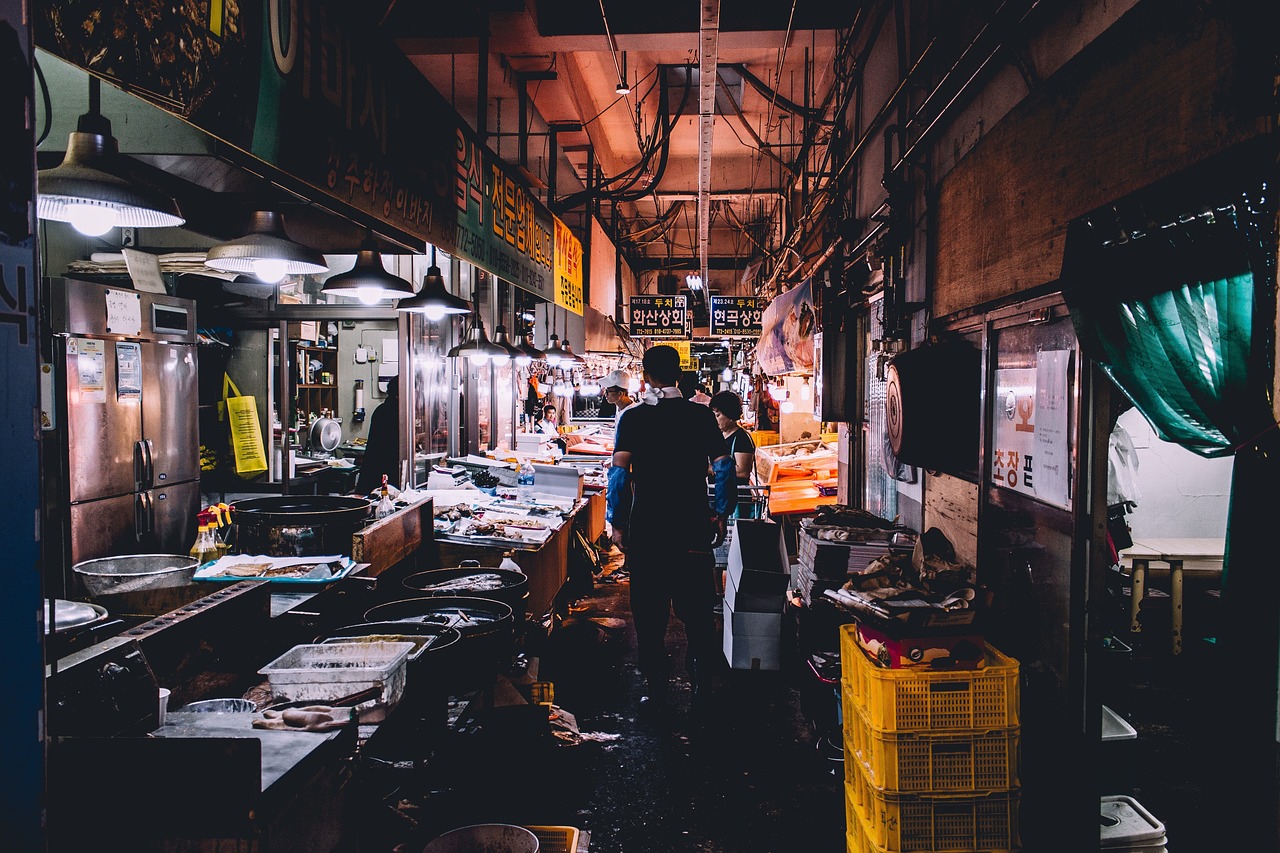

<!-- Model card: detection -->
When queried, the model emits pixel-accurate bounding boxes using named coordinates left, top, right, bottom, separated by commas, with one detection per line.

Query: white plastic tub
left=258, top=641, right=414, bottom=711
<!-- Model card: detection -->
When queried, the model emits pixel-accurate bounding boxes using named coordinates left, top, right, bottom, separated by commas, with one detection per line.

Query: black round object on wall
left=885, top=339, right=980, bottom=473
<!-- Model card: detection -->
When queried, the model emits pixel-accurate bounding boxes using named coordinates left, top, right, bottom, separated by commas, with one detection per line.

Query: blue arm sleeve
left=711, top=455, right=736, bottom=517
left=606, top=464, right=632, bottom=526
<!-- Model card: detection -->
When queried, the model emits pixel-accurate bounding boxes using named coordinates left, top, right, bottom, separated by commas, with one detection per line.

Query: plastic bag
left=223, top=373, right=269, bottom=476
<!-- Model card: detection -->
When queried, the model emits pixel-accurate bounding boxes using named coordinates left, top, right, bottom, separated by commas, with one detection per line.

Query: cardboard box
left=854, top=621, right=985, bottom=670
left=722, top=595, right=782, bottom=670
left=288, top=321, right=319, bottom=343
left=727, top=519, right=791, bottom=596
left=531, top=463, right=583, bottom=499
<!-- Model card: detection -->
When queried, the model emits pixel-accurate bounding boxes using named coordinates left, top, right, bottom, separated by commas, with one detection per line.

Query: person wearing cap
left=601, top=369, right=638, bottom=434
left=608, top=344, right=735, bottom=710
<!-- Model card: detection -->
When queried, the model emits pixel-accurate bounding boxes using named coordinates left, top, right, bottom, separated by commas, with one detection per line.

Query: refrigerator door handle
left=142, top=439, right=155, bottom=489
left=134, top=440, right=148, bottom=491
left=134, top=492, right=148, bottom=541
left=144, top=490, right=155, bottom=536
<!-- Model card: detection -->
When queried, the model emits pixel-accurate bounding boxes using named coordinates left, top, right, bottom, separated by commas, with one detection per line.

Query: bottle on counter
left=500, top=550, right=523, bottom=575
left=517, top=459, right=536, bottom=503
left=376, top=474, right=395, bottom=519
left=189, top=510, right=220, bottom=565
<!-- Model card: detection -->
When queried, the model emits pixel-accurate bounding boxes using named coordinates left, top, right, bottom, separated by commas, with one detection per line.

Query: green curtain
left=1064, top=203, right=1275, bottom=458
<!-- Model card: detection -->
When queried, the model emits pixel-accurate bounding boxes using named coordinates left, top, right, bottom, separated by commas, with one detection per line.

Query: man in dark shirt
left=354, top=380, right=400, bottom=496
left=608, top=345, right=735, bottom=708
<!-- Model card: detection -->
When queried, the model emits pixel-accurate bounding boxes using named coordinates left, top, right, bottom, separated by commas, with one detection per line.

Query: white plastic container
left=258, top=641, right=414, bottom=711
left=1101, top=795, right=1167, bottom=850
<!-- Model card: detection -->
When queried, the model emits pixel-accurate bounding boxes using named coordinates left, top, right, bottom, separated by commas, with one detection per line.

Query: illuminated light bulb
left=490, top=352, right=511, bottom=367
left=469, top=351, right=489, bottom=366
left=781, top=399, right=795, bottom=414
left=721, top=367, right=733, bottom=382
left=515, top=353, right=532, bottom=367
left=768, top=384, right=787, bottom=402
left=422, top=303, right=448, bottom=322
left=801, top=382, right=811, bottom=400
left=252, top=257, right=289, bottom=284
left=357, top=286, right=384, bottom=305
left=66, top=202, right=117, bottom=236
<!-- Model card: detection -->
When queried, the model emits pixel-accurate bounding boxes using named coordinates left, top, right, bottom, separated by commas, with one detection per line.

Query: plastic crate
left=258, top=641, right=414, bottom=709
left=847, top=759, right=1020, bottom=852
left=524, top=825, right=580, bottom=853
left=841, top=628, right=1020, bottom=732
left=842, top=697, right=1020, bottom=792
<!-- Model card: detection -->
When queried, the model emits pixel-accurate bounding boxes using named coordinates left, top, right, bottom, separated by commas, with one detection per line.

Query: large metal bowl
left=73, top=554, right=198, bottom=597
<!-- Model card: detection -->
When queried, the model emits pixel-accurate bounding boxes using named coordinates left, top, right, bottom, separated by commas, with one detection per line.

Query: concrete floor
left=348, top=548, right=846, bottom=852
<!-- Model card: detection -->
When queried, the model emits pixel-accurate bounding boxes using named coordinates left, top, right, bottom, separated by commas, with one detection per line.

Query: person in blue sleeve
left=607, top=345, right=735, bottom=710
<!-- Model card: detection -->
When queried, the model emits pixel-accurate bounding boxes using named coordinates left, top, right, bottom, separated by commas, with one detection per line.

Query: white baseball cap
left=602, top=369, right=632, bottom=390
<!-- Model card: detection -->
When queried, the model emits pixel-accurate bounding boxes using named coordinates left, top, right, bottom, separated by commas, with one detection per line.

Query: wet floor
left=346, top=548, right=846, bottom=853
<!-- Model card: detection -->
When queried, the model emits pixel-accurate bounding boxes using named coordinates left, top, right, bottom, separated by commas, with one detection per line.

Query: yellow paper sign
left=553, top=216, right=583, bottom=315
left=672, top=340, right=692, bottom=370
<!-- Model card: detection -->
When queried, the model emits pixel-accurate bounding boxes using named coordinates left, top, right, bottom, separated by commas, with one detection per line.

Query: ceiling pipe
left=698, top=0, right=720, bottom=296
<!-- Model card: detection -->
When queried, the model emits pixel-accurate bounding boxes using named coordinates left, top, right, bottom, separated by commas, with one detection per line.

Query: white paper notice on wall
left=104, top=289, right=142, bottom=336
left=76, top=338, right=107, bottom=403
left=115, top=342, right=142, bottom=401
left=121, top=248, right=167, bottom=294
left=1033, top=349, right=1072, bottom=509
left=381, top=337, right=398, bottom=363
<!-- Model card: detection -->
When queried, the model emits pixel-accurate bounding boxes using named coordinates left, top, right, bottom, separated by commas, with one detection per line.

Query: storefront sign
left=710, top=295, right=763, bottom=337
left=453, top=131, right=555, bottom=300
left=553, top=216, right=583, bottom=314
left=991, top=351, right=1072, bottom=509
left=629, top=295, right=687, bottom=338
left=671, top=340, right=692, bottom=370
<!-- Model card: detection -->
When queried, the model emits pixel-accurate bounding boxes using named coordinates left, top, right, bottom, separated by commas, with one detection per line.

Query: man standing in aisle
left=608, top=345, right=736, bottom=709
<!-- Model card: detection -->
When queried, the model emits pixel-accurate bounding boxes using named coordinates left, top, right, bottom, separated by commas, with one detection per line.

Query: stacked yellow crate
left=839, top=624, right=1022, bottom=852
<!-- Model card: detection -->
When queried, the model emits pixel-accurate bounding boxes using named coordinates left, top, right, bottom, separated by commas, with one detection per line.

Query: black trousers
left=627, top=545, right=719, bottom=685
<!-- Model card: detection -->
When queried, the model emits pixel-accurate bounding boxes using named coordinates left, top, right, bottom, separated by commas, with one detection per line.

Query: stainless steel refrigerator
left=44, top=277, right=200, bottom=593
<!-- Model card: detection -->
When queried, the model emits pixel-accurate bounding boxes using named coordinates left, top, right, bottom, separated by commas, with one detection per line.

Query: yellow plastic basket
left=524, top=825, right=580, bottom=853
left=841, top=627, right=1020, bottom=732
left=843, top=698, right=1020, bottom=792
left=847, top=758, right=1020, bottom=852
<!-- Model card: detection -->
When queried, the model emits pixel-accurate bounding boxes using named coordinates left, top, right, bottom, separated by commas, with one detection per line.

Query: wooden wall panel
left=935, top=4, right=1266, bottom=317
left=922, top=471, right=979, bottom=567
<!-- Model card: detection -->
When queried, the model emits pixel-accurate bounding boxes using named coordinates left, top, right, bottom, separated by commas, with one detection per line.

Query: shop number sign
left=990, top=349, right=1072, bottom=509
left=630, top=295, right=688, bottom=338
left=710, top=295, right=763, bottom=337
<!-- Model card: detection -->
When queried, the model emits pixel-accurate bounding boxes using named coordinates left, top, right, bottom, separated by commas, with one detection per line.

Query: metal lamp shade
left=204, top=211, right=328, bottom=277
left=321, top=241, right=416, bottom=300
left=519, top=334, right=545, bottom=360
left=38, top=131, right=185, bottom=229
left=543, top=334, right=566, bottom=366
left=447, top=314, right=509, bottom=361
left=491, top=325, right=526, bottom=359
left=396, top=265, right=472, bottom=316
left=561, top=339, right=588, bottom=364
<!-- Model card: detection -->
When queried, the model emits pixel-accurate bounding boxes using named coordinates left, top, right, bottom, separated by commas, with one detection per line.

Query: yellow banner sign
left=672, top=340, right=692, bottom=370
left=553, top=216, right=583, bottom=315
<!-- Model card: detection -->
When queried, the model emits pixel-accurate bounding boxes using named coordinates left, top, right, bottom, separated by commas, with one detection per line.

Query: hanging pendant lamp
left=561, top=339, right=588, bottom=364
left=543, top=333, right=566, bottom=366
left=447, top=297, right=510, bottom=365
left=519, top=332, right=545, bottom=362
left=396, top=245, right=472, bottom=319
left=492, top=324, right=526, bottom=364
left=38, top=77, right=185, bottom=236
left=321, top=231, right=416, bottom=304
left=204, top=210, right=328, bottom=283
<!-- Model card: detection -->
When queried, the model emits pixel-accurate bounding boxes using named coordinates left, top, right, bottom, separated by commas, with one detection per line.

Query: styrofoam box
left=259, top=641, right=415, bottom=708
left=1101, top=704, right=1137, bottom=742
left=727, top=519, right=791, bottom=595
left=532, top=463, right=584, bottom=499
left=723, top=595, right=782, bottom=670
left=725, top=553, right=786, bottom=613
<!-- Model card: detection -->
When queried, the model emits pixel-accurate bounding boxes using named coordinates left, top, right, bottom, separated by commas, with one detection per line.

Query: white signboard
left=991, top=355, right=1072, bottom=509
